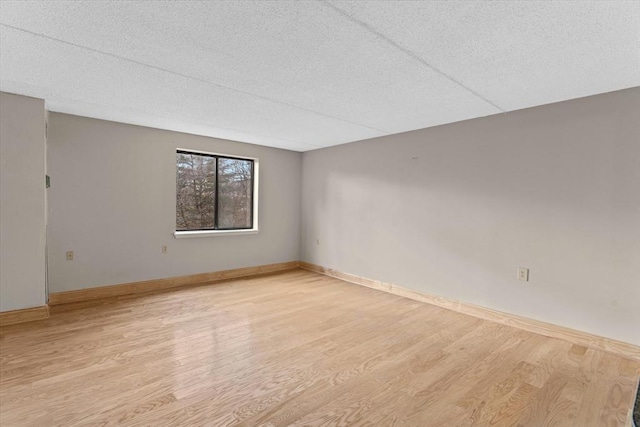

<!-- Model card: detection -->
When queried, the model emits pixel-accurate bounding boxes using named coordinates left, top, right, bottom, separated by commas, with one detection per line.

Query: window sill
left=173, top=229, right=259, bottom=239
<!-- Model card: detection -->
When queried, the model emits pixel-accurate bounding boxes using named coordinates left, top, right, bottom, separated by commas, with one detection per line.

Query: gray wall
left=0, top=92, right=47, bottom=311
left=47, top=113, right=301, bottom=293
left=301, top=88, right=640, bottom=345
left=4, top=88, right=638, bottom=347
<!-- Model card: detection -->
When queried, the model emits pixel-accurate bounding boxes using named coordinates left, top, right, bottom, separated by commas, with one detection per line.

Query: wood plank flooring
left=1, top=269, right=638, bottom=426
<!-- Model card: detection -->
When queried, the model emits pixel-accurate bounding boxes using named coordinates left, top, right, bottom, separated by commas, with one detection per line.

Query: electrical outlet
left=162, top=245, right=167, bottom=254
left=517, top=267, right=529, bottom=281
left=66, top=251, right=74, bottom=261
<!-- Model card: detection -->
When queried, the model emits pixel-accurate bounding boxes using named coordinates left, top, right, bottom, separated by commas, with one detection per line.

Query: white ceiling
left=1, top=1, right=638, bottom=152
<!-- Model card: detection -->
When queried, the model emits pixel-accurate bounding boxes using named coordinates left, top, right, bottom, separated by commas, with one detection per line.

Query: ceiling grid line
left=0, top=23, right=389, bottom=137
left=321, top=0, right=506, bottom=113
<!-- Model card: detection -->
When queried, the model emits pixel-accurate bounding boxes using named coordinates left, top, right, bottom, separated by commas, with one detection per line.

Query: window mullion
left=214, top=156, right=219, bottom=230
left=250, top=160, right=254, bottom=229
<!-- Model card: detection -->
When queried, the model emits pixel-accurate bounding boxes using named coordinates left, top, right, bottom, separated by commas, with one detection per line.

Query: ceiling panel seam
left=0, top=23, right=391, bottom=136
left=44, top=96, right=324, bottom=151
left=321, top=1, right=506, bottom=113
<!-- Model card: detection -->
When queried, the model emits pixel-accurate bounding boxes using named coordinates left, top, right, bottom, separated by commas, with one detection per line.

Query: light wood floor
left=1, top=269, right=638, bottom=426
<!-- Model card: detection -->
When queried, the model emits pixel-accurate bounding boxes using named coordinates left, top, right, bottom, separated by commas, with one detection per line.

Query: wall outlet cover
left=517, top=267, right=529, bottom=281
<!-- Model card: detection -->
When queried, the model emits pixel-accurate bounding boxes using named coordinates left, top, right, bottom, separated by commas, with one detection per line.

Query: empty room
left=0, top=1, right=639, bottom=426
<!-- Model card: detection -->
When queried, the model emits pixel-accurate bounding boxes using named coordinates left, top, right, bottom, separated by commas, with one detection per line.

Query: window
left=176, top=150, right=256, bottom=233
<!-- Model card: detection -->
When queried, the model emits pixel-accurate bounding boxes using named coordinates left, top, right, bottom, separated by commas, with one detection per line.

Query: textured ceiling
left=1, top=1, right=638, bottom=152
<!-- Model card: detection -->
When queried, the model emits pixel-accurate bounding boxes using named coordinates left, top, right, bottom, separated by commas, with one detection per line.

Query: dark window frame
left=176, top=150, right=255, bottom=232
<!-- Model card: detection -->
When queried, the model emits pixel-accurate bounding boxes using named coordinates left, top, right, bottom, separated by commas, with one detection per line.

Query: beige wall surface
left=0, top=92, right=47, bottom=311
left=47, top=113, right=301, bottom=293
left=301, top=88, right=640, bottom=345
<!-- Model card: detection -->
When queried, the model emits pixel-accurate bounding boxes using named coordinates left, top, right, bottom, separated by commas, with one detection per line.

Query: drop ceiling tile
left=1, top=1, right=637, bottom=150
left=0, top=0, right=497, bottom=147
left=0, top=25, right=384, bottom=150
left=328, top=1, right=640, bottom=111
